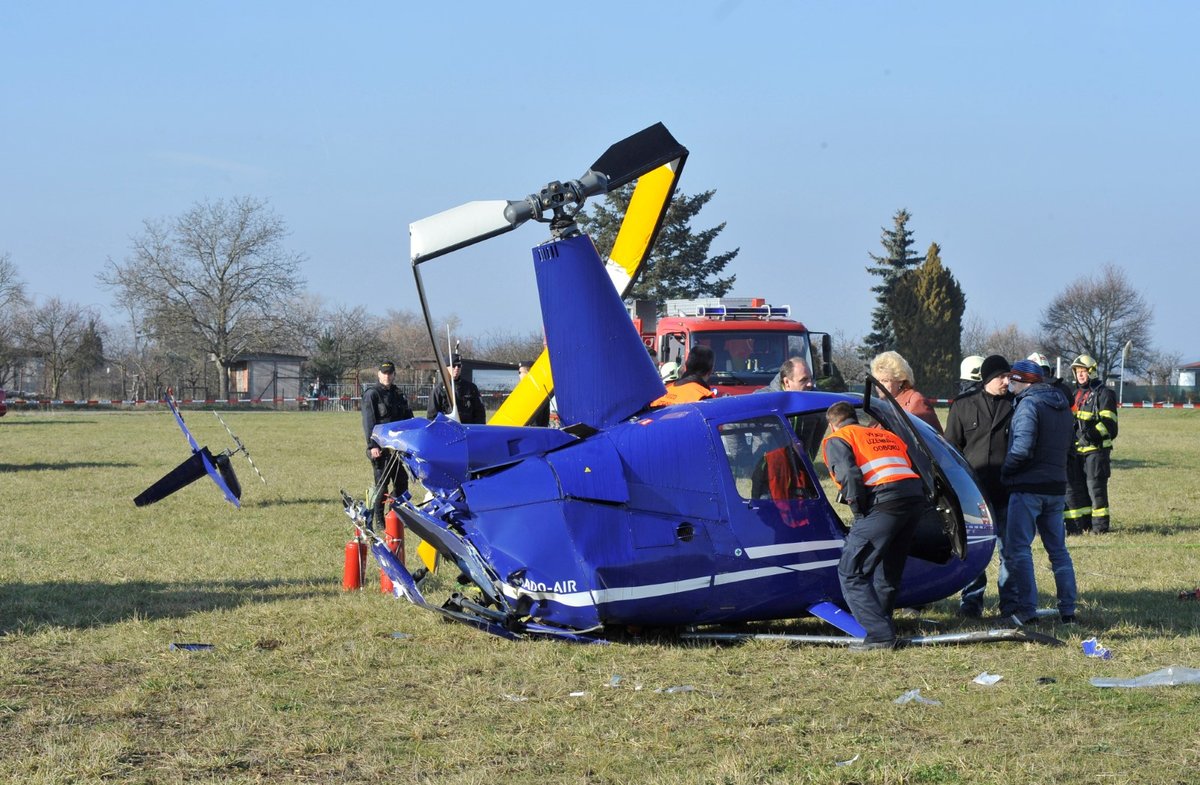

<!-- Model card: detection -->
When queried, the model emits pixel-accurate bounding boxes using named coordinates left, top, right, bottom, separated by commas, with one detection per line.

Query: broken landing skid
left=681, top=627, right=1065, bottom=647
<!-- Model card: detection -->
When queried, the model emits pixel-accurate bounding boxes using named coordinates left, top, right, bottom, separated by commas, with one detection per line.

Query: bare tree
left=17, top=298, right=96, bottom=397
left=304, top=304, right=386, bottom=391
left=0, top=253, right=29, bottom=388
left=961, top=321, right=1041, bottom=365
left=378, top=309, right=462, bottom=386
left=99, top=197, right=305, bottom=398
left=831, top=329, right=867, bottom=387
left=1039, top=264, right=1153, bottom=378
left=472, top=328, right=546, bottom=365
left=1142, top=349, right=1182, bottom=402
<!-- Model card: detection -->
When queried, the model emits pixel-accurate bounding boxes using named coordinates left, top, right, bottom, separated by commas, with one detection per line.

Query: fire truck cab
left=631, top=297, right=833, bottom=396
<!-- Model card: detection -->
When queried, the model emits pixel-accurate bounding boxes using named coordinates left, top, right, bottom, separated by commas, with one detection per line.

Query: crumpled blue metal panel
left=606, top=407, right=724, bottom=516
left=467, top=498, right=604, bottom=630
left=374, top=415, right=467, bottom=494
left=544, top=434, right=628, bottom=504
left=534, top=233, right=665, bottom=428
left=461, top=457, right=563, bottom=513
left=375, top=416, right=576, bottom=496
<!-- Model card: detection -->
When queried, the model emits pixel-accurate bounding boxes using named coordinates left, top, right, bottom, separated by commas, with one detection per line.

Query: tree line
left=835, top=209, right=1168, bottom=399
left=0, top=198, right=545, bottom=400
left=0, top=194, right=1174, bottom=402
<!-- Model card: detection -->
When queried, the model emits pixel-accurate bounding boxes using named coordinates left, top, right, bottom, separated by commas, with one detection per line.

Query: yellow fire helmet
left=1071, top=354, right=1098, bottom=375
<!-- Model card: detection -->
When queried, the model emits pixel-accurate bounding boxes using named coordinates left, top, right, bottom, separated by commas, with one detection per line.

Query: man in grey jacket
left=999, top=359, right=1078, bottom=626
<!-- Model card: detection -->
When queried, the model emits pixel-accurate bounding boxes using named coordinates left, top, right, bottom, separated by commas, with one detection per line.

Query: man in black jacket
left=362, top=360, right=415, bottom=526
left=945, top=355, right=1014, bottom=619
left=427, top=355, right=486, bottom=424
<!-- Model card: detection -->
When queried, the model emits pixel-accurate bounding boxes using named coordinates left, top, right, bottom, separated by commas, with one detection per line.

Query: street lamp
left=1118, top=341, right=1133, bottom=406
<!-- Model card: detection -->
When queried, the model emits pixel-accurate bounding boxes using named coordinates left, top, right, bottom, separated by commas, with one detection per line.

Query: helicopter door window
left=718, top=416, right=818, bottom=502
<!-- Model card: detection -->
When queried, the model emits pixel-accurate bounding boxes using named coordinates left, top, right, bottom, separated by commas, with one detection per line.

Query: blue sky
left=3, top=2, right=1195, bottom=362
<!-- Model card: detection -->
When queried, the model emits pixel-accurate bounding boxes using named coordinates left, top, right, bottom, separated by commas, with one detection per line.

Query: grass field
left=2, top=406, right=1199, bottom=784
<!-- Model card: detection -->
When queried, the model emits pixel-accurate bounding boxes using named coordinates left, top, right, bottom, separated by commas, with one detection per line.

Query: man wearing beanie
left=945, top=355, right=1015, bottom=619
left=1000, top=359, right=1078, bottom=625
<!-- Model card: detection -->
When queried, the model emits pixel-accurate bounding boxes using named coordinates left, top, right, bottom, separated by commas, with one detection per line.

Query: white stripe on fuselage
left=743, top=540, right=844, bottom=559
left=498, top=553, right=844, bottom=609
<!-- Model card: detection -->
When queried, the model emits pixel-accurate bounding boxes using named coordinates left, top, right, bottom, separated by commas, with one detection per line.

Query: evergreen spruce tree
left=577, top=183, right=737, bottom=304
left=889, top=243, right=966, bottom=399
left=863, top=209, right=924, bottom=356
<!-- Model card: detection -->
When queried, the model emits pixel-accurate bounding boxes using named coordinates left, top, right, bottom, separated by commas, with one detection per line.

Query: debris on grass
left=169, top=643, right=214, bottom=652
left=569, top=691, right=588, bottom=697
left=605, top=675, right=622, bottom=688
left=1178, top=588, right=1200, bottom=601
left=893, top=688, right=941, bottom=706
left=835, top=754, right=860, bottom=767
left=1082, top=637, right=1113, bottom=660
left=655, top=685, right=696, bottom=694
left=1037, top=677, right=1057, bottom=685
left=254, top=639, right=282, bottom=650
left=1091, top=666, right=1200, bottom=688
left=972, top=672, right=1003, bottom=686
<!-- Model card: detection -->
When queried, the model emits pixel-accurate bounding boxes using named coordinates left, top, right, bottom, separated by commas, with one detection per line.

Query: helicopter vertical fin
left=489, top=155, right=686, bottom=427
left=534, top=234, right=665, bottom=428
left=134, top=451, right=211, bottom=507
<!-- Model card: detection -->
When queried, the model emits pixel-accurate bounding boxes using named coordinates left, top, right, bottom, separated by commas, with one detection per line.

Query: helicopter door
left=861, top=374, right=968, bottom=561
left=718, top=416, right=824, bottom=536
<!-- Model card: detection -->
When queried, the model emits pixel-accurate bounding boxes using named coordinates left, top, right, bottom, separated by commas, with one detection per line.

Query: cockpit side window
left=718, top=416, right=819, bottom=502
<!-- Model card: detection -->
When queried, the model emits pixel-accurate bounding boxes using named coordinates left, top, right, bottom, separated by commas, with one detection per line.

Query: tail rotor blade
left=213, top=410, right=267, bottom=484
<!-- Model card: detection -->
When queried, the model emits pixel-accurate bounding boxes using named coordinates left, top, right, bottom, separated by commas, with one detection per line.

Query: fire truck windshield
left=691, top=330, right=811, bottom=387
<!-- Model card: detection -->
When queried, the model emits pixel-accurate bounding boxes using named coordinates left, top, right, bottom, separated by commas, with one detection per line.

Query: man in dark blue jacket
left=999, top=359, right=1078, bottom=625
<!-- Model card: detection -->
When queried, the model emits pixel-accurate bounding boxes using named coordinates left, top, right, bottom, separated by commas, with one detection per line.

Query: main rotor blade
left=410, top=200, right=520, bottom=264
left=589, top=122, right=687, bottom=190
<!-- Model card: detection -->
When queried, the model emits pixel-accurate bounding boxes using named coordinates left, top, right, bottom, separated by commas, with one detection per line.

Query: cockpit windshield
left=689, top=331, right=811, bottom=387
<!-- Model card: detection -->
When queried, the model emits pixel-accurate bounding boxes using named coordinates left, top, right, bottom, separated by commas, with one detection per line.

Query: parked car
left=0, top=389, right=7, bottom=417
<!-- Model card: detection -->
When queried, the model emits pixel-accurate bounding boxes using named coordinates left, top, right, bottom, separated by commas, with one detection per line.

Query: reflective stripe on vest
left=821, top=424, right=920, bottom=490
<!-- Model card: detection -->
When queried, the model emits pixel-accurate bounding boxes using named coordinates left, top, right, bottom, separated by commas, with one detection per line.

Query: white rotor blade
left=410, top=200, right=517, bottom=264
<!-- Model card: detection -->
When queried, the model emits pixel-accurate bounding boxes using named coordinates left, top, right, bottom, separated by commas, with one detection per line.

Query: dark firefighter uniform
left=1065, top=355, right=1118, bottom=534
left=363, top=365, right=414, bottom=526
left=821, top=413, right=930, bottom=648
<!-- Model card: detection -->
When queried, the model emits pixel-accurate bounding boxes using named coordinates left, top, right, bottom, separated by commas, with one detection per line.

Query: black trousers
left=838, top=497, right=925, bottom=644
left=1066, top=450, right=1111, bottom=533
left=370, top=451, right=409, bottom=527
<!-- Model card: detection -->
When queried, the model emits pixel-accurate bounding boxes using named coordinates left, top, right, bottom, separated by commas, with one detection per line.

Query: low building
left=227, top=352, right=307, bottom=400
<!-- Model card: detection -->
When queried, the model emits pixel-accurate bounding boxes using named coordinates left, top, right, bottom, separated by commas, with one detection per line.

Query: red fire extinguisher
left=380, top=507, right=405, bottom=594
left=342, top=531, right=367, bottom=591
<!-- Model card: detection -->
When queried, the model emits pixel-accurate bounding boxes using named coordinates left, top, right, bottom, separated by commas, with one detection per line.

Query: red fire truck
left=630, top=297, right=834, bottom=396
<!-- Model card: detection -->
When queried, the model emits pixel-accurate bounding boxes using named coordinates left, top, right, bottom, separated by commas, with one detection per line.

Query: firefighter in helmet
left=1065, top=353, right=1118, bottom=534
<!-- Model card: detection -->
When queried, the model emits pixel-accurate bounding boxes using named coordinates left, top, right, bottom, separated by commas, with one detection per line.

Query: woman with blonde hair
left=869, top=351, right=942, bottom=434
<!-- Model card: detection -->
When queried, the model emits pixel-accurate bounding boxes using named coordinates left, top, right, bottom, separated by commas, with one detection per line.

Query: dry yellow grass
left=1, top=407, right=1199, bottom=783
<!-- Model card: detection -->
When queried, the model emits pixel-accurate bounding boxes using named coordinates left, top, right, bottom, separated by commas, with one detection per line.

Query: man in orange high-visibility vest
left=650, top=345, right=716, bottom=407
left=821, top=401, right=932, bottom=651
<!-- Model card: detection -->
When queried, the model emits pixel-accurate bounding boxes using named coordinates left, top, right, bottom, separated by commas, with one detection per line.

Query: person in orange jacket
left=651, top=345, right=716, bottom=407
left=822, top=401, right=933, bottom=651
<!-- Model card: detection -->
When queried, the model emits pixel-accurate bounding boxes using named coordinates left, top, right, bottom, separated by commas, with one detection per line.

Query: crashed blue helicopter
left=357, top=124, right=1056, bottom=647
